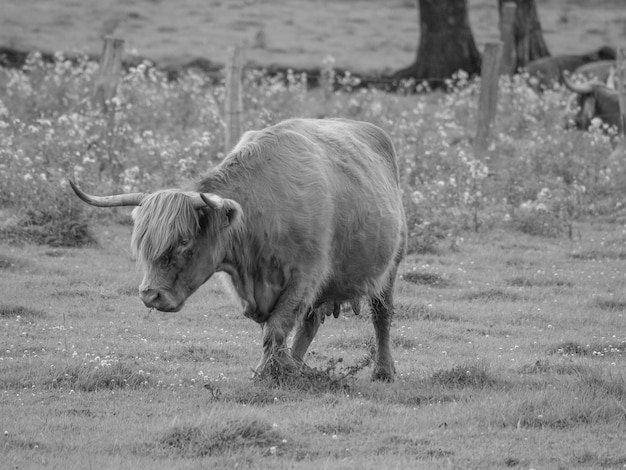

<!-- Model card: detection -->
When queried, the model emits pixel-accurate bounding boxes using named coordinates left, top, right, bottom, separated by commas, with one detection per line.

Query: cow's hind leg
left=369, top=280, right=396, bottom=382
left=290, top=308, right=323, bottom=362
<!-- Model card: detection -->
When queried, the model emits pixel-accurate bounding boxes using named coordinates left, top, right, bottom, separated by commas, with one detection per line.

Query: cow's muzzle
left=140, top=287, right=183, bottom=312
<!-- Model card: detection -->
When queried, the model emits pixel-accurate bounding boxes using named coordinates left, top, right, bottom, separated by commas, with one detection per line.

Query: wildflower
left=537, top=187, right=551, bottom=201
left=411, top=191, right=424, bottom=205
left=369, top=100, right=383, bottom=116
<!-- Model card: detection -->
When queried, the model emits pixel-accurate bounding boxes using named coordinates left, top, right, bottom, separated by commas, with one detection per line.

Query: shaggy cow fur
left=74, top=118, right=407, bottom=381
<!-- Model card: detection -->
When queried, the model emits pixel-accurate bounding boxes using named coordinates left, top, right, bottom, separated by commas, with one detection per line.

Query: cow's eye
left=179, top=239, right=193, bottom=255
left=159, top=253, right=171, bottom=268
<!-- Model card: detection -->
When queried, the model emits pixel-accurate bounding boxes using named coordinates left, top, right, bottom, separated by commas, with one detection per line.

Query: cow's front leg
left=255, top=306, right=298, bottom=374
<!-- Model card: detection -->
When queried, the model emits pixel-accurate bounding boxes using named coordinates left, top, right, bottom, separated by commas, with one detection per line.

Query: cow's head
left=562, top=73, right=621, bottom=132
left=69, top=180, right=242, bottom=312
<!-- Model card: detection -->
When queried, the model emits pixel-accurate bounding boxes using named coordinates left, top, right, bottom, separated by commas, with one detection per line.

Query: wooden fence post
left=224, top=46, right=244, bottom=154
left=475, top=42, right=504, bottom=156
left=499, top=2, right=517, bottom=76
left=617, top=47, right=626, bottom=137
left=93, top=36, right=125, bottom=112
left=92, top=36, right=125, bottom=182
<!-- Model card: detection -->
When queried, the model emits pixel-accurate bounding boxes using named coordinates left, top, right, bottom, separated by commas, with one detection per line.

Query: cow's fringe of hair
left=131, top=190, right=201, bottom=264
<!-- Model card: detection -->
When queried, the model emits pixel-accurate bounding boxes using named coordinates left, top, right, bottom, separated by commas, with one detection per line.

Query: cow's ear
left=131, top=206, right=141, bottom=222
left=220, top=198, right=243, bottom=228
left=199, top=193, right=242, bottom=228
left=582, top=96, right=597, bottom=122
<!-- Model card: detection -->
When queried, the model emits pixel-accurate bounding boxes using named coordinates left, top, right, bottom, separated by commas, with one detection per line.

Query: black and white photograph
left=1, top=0, right=626, bottom=468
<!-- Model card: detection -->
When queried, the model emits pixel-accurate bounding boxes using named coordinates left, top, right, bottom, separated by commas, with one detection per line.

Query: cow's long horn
left=68, top=179, right=147, bottom=207
left=562, top=73, right=594, bottom=94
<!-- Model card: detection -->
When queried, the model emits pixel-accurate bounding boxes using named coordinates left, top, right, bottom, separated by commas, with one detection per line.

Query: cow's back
left=200, top=118, right=406, bottom=307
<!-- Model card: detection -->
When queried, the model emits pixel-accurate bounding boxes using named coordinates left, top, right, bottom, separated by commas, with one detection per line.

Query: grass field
left=2, top=219, right=626, bottom=468
left=1, top=0, right=626, bottom=73
left=1, top=0, right=626, bottom=468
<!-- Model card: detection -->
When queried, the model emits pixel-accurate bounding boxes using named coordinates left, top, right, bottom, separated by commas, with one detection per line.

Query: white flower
left=537, top=188, right=551, bottom=201
left=411, top=191, right=424, bottom=205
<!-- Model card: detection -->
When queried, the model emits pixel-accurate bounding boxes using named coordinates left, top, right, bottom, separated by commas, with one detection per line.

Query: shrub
left=0, top=182, right=95, bottom=247
left=429, top=361, right=496, bottom=388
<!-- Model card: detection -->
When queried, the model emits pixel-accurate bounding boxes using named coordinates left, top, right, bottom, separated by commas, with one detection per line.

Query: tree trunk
left=498, top=0, right=550, bottom=70
left=392, top=0, right=481, bottom=88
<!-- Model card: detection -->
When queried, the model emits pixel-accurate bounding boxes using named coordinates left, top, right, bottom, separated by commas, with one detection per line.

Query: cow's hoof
left=253, top=351, right=301, bottom=379
left=371, top=367, right=395, bottom=383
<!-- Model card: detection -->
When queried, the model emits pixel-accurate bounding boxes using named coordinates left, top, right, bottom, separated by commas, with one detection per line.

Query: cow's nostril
left=140, top=288, right=160, bottom=307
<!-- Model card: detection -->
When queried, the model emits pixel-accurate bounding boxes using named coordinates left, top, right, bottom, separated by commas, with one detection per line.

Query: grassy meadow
left=1, top=0, right=626, bottom=467
left=2, top=219, right=626, bottom=468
